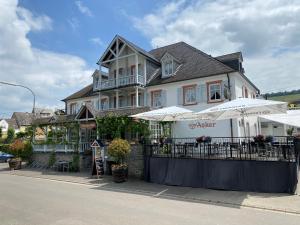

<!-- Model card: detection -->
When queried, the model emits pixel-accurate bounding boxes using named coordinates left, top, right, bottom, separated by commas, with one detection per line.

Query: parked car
left=0, top=151, right=14, bottom=163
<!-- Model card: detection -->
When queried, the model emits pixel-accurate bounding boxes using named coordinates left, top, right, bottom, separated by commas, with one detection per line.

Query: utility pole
left=0, top=81, right=36, bottom=114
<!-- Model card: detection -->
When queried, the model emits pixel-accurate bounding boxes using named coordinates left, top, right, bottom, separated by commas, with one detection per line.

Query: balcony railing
left=97, top=74, right=144, bottom=90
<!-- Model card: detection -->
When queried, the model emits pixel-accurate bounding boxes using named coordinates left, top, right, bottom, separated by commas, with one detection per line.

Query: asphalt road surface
left=0, top=173, right=299, bottom=225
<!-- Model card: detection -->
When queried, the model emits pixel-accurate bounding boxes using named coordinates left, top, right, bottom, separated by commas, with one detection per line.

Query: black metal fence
left=144, top=136, right=298, bottom=162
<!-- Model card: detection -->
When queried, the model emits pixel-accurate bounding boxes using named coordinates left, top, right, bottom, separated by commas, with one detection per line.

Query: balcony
left=97, top=74, right=145, bottom=90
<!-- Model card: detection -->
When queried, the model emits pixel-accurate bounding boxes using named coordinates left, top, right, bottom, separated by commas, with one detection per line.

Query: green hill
left=268, top=93, right=300, bottom=103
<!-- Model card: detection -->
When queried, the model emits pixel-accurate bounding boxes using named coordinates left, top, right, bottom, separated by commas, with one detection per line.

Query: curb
left=5, top=172, right=300, bottom=216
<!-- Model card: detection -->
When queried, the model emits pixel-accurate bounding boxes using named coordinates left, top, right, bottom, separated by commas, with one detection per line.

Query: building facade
left=62, top=35, right=259, bottom=142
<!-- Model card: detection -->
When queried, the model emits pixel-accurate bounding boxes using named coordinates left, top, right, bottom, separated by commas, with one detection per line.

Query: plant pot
left=112, top=166, right=128, bottom=183
left=9, top=158, right=22, bottom=170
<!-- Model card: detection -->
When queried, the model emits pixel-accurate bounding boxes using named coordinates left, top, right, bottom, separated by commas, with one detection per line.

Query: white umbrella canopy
left=260, top=110, right=300, bottom=128
left=130, top=106, right=195, bottom=121
left=193, top=98, right=288, bottom=120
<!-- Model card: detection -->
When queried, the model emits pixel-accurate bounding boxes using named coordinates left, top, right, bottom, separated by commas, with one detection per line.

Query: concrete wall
left=32, top=144, right=144, bottom=179
left=32, top=152, right=92, bottom=172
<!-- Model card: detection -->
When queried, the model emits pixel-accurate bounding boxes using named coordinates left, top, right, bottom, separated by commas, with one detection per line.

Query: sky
left=0, top=0, right=300, bottom=117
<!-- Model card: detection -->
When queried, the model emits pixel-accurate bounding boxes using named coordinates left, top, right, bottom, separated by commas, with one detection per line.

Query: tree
left=0, top=127, right=2, bottom=139
left=6, top=127, right=15, bottom=143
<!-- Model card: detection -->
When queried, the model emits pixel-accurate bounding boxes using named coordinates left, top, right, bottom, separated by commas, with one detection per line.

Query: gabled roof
left=97, top=35, right=160, bottom=65
left=6, top=119, right=18, bottom=130
left=62, top=83, right=95, bottom=101
left=75, top=103, right=97, bottom=120
left=11, top=112, right=34, bottom=127
left=147, top=42, right=235, bottom=86
left=215, top=52, right=243, bottom=62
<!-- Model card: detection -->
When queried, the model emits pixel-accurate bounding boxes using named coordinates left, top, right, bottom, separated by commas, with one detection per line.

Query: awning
left=259, top=110, right=300, bottom=127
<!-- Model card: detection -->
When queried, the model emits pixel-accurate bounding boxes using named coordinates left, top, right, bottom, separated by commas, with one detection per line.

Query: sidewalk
left=1, top=163, right=300, bottom=214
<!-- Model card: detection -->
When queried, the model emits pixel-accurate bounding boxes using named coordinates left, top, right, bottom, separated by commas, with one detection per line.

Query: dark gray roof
left=215, top=52, right=242, bottom=62
left=96, top=106, right=150, bottom=118
left=5, top=119, right=18, bottom=130
left=62, top=83, right=96, bottom=101
left=147, top=42, right=235, bottom=86
left=32, top=115, right=76, bottom=125
left=11, top=112, right=34, bottom=127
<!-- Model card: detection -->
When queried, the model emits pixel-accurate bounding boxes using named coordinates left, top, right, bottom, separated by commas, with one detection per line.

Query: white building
left=62, top=35, right=259, bottom=143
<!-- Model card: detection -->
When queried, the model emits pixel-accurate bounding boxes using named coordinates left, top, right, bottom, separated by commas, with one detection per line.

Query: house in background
left=0, top=118, right=19, bottom=137
left=32, top=34, right=260, bottom=153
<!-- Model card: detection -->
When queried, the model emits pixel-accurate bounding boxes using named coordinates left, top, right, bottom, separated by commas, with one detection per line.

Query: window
left=119, top=68, right=123, bottom=76
left=119, top=96, right=124, bottom=107
left=130, top=65, right=136, bottom=75
left=151, top=90, right=162, bottom=107
left=101, top=98, right=108, bottom=110
left=70, top=103, right=77, bottom=114
left=131, top=93, right=141, bottom=106
left=243, top=86, right=249, bottom=98
left=207, top=81, right=222, bottom=102
left=183, top=85, right=197, bottom=105
left=149, top=121, right=162, bottom=138
left=163, top=61, right=173, bottom=76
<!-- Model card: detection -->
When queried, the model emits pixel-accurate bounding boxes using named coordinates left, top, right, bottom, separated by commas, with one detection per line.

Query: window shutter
left=196, top=85, right=201, bottom=103
left=143, top=92, right=147, bottom=106
left=221, top=80, right=229, bottom=100
left=177, top=87, right=183, bottom=105
left=161, top=90, right=167, bottom=106
left=200, top=84, right=207, bottom=102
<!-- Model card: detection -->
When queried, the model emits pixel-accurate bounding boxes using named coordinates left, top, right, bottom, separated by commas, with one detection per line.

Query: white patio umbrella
left=260, top=110, right=300, bottom=128
left=130, top=106, right=195, bottom=121
left=191, top=98, right=288, bottom=136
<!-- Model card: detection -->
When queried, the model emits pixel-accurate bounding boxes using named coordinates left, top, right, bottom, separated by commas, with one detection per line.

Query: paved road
left=0, top=174, right=299, bottom=225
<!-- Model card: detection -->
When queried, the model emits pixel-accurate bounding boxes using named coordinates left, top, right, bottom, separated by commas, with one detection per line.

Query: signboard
left=188, top=121, right=216, bottom=129
left=80, top=122, right=96, bottom=129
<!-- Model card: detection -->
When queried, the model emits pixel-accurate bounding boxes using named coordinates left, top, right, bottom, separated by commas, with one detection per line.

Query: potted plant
left=108, top=138, right=131, bottom=183
left=265, top=135, right=274, bottom=143
left=8, top=139, right=25, bottom=170
left=196, top=136, right=206, bottom=143
left=8, top=157, right=22, bottom=170
left=253, top=134, right=266, bottom=149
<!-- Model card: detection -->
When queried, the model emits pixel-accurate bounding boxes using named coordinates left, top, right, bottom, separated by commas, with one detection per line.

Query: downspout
left=227, top=73, right=234, bottom=138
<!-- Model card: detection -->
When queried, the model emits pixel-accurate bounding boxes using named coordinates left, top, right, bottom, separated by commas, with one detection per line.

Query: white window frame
left=151, top=90, right=162, bottom=108
left=161, top=53, right=174, bottom=77
left=207, top=81, right=222, bottom=103
left=70, top=103, right=77, bottom=115
left=183, top=85, right=197, bottom=105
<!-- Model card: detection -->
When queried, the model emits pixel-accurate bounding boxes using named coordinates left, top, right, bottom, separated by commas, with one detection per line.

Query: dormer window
left=161, top=52, right=177, bottom=78
left=164, top=60, right=173, bottom=76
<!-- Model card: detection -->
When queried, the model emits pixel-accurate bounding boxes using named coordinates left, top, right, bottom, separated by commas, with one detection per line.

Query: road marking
left=153, top=188, right=169, bottom=197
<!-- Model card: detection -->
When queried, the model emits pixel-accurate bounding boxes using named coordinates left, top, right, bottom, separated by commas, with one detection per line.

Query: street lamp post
left=0, top=81, right=36, bottom=114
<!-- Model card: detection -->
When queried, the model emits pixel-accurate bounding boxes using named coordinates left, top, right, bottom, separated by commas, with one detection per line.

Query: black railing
left=144, top=136, right=297, bottom=162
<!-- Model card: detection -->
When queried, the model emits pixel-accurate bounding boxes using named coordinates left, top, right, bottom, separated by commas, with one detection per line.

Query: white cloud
left=75, top=1, right=93, bottom=17
left=132, top=0, right=300, bottom=93
left=0, top=0, right=92, bottom=116
left=89, top=37, right=104, bottom=47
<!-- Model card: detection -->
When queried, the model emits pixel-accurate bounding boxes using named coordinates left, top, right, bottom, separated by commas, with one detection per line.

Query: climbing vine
left=96, top=115, right=150, bottom=140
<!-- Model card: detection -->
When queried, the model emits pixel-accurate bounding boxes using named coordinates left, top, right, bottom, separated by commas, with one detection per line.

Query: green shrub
left=6, top=127, right=15, bottom=143
left=48, top=151, right=56, bottom=167
left=70, top=154, right=80, bottom=172
left=108, top=138, right=131, bottom=164
left=0, top=144, right=10, bottom=153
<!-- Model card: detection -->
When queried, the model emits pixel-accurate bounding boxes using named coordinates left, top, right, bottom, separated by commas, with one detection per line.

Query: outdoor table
left=56, top=161, right=70, bottom=172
